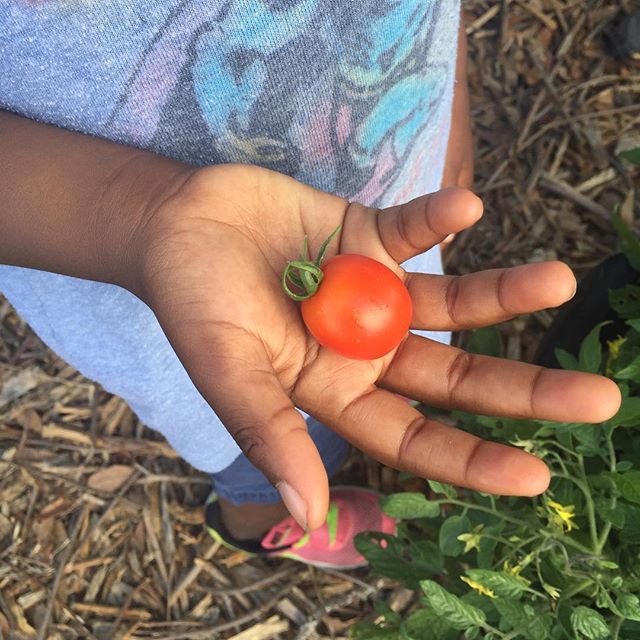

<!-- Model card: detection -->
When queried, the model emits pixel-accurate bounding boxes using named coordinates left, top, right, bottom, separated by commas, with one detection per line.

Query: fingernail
left=276, top=481, right=308, bottom=531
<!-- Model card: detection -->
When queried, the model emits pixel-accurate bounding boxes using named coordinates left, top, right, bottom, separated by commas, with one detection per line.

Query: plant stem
left=576, top=454, right=599, bottom=552
left=495, top=535, right=540, bottom=567
left=611, top=615, right=623, bottom=640
left=436, top=499, right=594, bottom=555
left=537, top=438, right=582, bottom=459
left=558, top=577, right=594, bottom=603
left=596, top=430, right=618, bottom=554
left=435, top=499, right=529, bottom=528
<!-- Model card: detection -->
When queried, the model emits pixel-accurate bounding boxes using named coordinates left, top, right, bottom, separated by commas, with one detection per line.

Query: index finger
left=375, top=187, right=483, bottom=264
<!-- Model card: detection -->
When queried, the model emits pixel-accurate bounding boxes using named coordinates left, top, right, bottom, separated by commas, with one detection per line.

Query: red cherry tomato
left=300, top=254, right=412, bottom=360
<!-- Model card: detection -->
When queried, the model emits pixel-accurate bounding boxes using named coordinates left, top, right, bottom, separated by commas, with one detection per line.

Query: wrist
left=91, top=152, right=197, bottom=299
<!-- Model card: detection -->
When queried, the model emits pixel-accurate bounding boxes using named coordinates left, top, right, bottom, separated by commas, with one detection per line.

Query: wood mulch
left=1, top=1, right=638, bottom=638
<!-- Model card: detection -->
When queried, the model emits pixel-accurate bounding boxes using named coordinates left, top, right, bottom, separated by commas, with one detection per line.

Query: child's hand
left=136, top=163, right=621, bottom=531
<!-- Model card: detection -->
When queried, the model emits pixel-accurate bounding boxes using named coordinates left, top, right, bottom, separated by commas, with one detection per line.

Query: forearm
left=0, top=110, right=192, bottom=294
left=442, top=10, right=474, bottom=189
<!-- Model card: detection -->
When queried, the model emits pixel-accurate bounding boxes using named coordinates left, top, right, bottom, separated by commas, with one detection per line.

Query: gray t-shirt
left=0, top=0, right=458, bottom=472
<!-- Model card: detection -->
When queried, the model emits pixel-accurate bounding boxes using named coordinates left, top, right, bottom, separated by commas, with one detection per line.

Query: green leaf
left=528, top=614, right=555, bottom=640
left=611, top=209, right=640, bottom=273
left=617, top=460, right=634, bottom=472
left=428, top=480, right=457, bottom=499
left=353, top=532, right=442, bottom=588
left=612, top=471, right=640, bottom=504
left=464, top=627, right=480, bottom=639
left=617, top=593, right=640, bottom=622
left=439, top=515, right=470, bottom=557
left=570, top=606, right=610, bottom=639
left=626, top=319, right=640, bottom=335
left=614, top=354, right=640, bottom=381
left=555, top=347, right=579, bottom=370
left=380, top=492, right=440, bottom=519
left=621, top=503, right=640, bottom=543
left=578, top=322, right=607, bottom=373
left=610, top=285, right=640, bottom=321
left=595, top=497, right=626, bottom=529
left=572, top=423, right=603, bottom=456
left=620, top=147, right=640, bottom=166
left=493, top=597, right=529, bottom=632
left=468, top=325, right=502, bottom=358
left=465, top=570, right=528, bottom=599
left=404, top=608, right=458, bottom=640
left=611, top=397, right=640, bottom=427
left=420, top=580, right=486, bottom=630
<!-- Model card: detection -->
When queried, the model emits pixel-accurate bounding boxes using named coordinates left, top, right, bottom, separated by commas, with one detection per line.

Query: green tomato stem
left=281, top=225, right=342, bottom=301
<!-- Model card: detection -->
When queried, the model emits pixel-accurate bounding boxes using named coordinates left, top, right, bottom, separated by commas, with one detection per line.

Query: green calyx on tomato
left=281, top=225, right=342, bottom=301
left=282, top=227, right=413, bottom=360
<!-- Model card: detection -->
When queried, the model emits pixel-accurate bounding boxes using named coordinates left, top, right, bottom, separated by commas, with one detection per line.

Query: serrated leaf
left=528, top=614, right=554, bottom=640
left=578, top=323, right=607, bottom=373
left=617, top=593, right=640, bottom=622
left=405, top=608, right=458, bottom=640
left=464, top=626, right=480, bottom=639
left=380, top=492, right=440, bottom=519
left=465, top=570, right=528, bottom=599
left=420, top=580, right=486, bottom=630
left=595, top=497, right=626, bottom=529
left=610, top=285, right=640, bottom=320
left=611, top=210, right=640, bottom=273
left=572, top=424, right=603, bottom=456
left=493, top=597, right=529, bottom=632
left=353, top=532, right=442, bottom=589
left=428, top=480, right=457, bottom=499
left=612, top=471, right=640, bottom=504
left=621, top=504, right=640, bottom=544
left=620, top=148, right=640, bottom=166
left=614, top=354, right=640, bottom=381
left=439, top=515, right=470, bottom=557
left=555, top=347, right=579, bottom=370
left=468, top=325, right=502, bottom=358
left=611, top=397, right=640, bottom=427
left=570, top=606, right=610, bottom=639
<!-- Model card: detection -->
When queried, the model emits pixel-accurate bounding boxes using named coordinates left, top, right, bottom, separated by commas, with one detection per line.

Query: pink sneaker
left=205, top=486, right=397, bottom=569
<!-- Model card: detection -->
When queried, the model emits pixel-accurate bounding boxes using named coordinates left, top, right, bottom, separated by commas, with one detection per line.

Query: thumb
left=189, top=331, right=329, bottom=532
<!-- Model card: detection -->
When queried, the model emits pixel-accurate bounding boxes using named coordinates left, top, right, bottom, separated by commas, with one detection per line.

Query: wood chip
left=72, top=602, right=152, bottom=621
left=87, top=465, right=135, bottom=493
left=226, top=615, right=289, bottom=640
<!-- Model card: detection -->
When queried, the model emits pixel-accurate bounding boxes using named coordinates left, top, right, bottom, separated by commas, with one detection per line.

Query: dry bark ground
left=1, top=1, right=639, bottom=638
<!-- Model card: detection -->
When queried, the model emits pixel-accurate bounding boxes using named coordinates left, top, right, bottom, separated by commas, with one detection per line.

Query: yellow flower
left=461, top=576, right=496, bottom=599
left=503, top=560, right=523, bottom=577
left=542, top=583, right=561, bottom=599
left=607, top=335, right=627, bottom=360
left=606, top=335, right=627, bottom=376
left=510, top=437, right=535, bottom=453
left=457, top=524, right=484, bottom=553
left=547, top=499, right=578, bottom=533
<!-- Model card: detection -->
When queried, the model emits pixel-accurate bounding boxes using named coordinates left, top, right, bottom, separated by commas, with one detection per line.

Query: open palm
left=139, top=164, right=621, bottom=530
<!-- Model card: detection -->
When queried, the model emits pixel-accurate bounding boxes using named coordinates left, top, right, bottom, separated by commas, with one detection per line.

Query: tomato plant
left=282, top=227, right=412, bottom=360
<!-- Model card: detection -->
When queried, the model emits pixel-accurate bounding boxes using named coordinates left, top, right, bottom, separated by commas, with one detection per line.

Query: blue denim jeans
left=211, top=417, right=350, bottom=505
